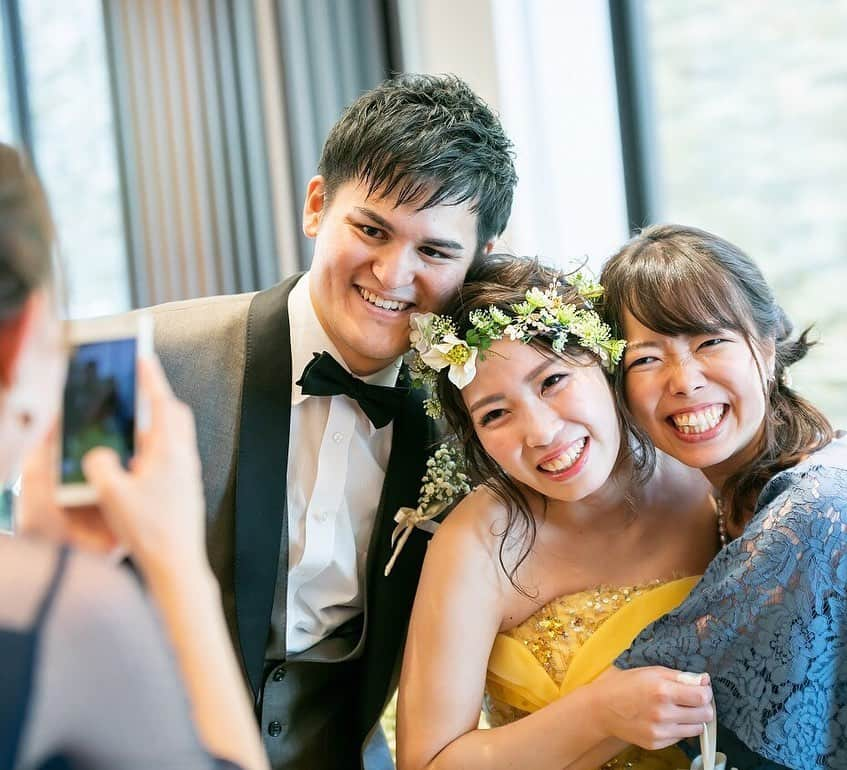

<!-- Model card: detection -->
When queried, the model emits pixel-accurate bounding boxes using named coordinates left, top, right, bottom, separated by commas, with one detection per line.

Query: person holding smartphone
left=0, top=143, right=269, bottom=769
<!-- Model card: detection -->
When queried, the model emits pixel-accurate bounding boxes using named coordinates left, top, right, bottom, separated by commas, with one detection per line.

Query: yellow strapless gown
left=485, top=577, right=700, bottom=769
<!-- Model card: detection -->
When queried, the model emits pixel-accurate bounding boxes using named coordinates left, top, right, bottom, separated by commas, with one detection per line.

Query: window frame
left=1, top=0, right=35, bottom=154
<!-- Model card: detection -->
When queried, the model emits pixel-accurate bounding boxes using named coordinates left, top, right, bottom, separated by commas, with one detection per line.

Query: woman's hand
left=17, top=425, right=119, bottom=553
left=81, top=355, right=208, bottom=582
left=591, top=665, right=714, bottom=749
left=19, top=355, right=206, bottom=581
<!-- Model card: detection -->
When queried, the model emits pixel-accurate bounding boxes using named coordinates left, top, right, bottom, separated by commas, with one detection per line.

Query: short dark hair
left=318, top=73, right=517, bottom=255
left=601, top=223, right=833, bottom=524
left=0, top=144, right=54, bottom=320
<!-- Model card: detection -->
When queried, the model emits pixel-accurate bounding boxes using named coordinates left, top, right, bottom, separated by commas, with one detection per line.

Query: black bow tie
left=296, top=351, right=409, bottom=429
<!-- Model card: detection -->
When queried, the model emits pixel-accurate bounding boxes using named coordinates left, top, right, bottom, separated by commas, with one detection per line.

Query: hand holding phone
left=20, top=347, right=207, bottom=578
left=57, top=314, right=152, bottom=507
left=82, top=355, right=208, bottom=579
left=17, top=423, right=119, bottom=553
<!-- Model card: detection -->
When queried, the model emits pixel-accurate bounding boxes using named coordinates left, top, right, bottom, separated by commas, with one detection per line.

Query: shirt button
left=332, top=431, right=343, bottom=443
left=272, top=664, right=286, bottom=681
left=268, top=720, right=282, bottom=737
left=315, top=510, right=328, bottom=522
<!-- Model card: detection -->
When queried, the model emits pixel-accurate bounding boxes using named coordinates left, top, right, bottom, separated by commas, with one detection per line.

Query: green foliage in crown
left=407, top=271, right=626, bottom=419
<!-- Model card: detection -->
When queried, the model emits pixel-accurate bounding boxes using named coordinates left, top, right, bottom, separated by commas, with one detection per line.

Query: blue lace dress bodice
left=617, top=437, right=847, bottom=769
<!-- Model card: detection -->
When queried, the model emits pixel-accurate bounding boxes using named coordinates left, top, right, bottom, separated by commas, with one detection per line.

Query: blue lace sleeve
left=616, top=457, right=847, bottom=769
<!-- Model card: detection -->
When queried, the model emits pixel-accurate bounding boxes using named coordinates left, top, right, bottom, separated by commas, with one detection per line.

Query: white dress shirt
left=275, top=274, right=399, bottom=654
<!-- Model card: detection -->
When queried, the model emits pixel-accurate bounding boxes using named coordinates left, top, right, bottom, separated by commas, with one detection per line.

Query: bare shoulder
left=0, top=537, right=62, bottom=629
left=41, top=550, right=183, bottom=692
left=53, top=549, right=153, bottom=632
left=0, top=540, right=160, bottom=654
left=0, top=538, right=144, bottom=627
left=422, top=485, right=511, bottom=597
left=432, top=486, right=509, bottom=558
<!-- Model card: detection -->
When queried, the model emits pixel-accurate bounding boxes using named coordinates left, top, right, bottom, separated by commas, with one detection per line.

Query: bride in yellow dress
left=395, top=257, right=722, bottom=770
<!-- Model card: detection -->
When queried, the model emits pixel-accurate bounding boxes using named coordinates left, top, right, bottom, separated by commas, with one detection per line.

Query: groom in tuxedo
left=147, top=74, right=517, bottom=769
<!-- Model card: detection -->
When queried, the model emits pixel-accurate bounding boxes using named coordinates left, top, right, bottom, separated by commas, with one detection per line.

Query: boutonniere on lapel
left=384, top=443, right=470, bottom=576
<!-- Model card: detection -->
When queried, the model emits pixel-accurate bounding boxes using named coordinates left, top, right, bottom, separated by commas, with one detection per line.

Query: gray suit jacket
left=148, top=274, right=436, bottom=769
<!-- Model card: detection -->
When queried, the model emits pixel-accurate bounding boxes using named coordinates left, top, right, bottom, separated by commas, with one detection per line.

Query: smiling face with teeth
left=303, top=177, right=486, bottom=376
left=621, top=309, right=772, bottom=486
left=461, top=339, right=622, bottom=504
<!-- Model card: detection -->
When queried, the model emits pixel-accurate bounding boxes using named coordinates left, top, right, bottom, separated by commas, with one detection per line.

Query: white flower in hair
left=525, top=286, right=552, bottom=308
left=421, top=335, right=478, bottom=388
left=409, top=312, right=436, bottom=356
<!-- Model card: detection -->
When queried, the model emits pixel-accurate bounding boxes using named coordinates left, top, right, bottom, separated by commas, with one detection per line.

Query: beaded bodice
left=485, top=580, right=693, bottom=769
left=503, top=582, right=660, bottom=690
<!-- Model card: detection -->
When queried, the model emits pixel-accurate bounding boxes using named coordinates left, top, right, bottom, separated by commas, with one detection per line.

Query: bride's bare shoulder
left=417, top=485, right=514, bottom=612
left=434, top=485, right=511, bottom=548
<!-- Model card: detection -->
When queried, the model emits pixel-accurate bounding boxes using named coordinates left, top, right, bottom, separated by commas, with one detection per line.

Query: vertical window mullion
left=608, top=0, right=658, bottom=233
left=1, top=0, right=34, bottom=155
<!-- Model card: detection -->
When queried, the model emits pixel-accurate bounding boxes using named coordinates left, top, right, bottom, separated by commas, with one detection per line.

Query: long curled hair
left=438, top=256, right=648, bottom=593
left=601, top=224, right=832, bottom=525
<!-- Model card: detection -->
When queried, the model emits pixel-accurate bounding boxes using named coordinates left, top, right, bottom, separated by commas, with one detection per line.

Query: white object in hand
left=690, top=703, right=725, bottom=770
left=675, top=671, right=706, bottom=685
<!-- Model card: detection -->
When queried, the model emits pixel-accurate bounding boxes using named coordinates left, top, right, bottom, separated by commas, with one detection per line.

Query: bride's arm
left=396, top=494, right=713, bottom=770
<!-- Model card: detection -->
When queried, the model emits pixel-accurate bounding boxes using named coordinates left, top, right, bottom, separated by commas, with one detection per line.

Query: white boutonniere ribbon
left=383, top=503, right=444, bottom=577
left=384, top=443, right=470, bottom=577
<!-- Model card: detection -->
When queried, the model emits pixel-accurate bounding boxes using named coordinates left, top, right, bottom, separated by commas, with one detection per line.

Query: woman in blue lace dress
left=0, top=144, right=268, bottom=769
left=602, top=224, right=845, bottom=769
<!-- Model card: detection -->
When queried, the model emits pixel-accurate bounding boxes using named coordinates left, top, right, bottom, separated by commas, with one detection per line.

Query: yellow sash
left=486, top=575, right=700, bottom=713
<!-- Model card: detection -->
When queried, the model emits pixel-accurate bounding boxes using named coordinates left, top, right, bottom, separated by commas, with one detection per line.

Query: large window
left=19, top=0, right=129, bottom=319
left=491, top=0, right=629, bottom=268
left=0, top=0, right=128, bottom=528
left=633, top=0, right=847, bottom=425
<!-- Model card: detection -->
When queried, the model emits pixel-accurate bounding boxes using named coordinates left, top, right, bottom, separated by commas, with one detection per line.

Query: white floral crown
left=407, top=272, right=626, bottom=419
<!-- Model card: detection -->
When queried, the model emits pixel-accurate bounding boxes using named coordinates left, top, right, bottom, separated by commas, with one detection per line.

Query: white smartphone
left=56, top=314, right=153, bottom=507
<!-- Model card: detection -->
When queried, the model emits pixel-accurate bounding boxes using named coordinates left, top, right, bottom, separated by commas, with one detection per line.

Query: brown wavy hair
left=0, top=144, right=54, bottom=320
left=438, top=255, right=648, bottom=593
left=601, top=223, right=832, bottom=525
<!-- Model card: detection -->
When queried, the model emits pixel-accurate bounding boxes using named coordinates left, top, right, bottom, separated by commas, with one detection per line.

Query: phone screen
left=61, top=337, right=136, bottom=484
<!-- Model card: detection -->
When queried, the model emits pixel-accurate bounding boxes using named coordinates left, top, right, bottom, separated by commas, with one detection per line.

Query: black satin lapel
left=235, top=273, right=302, bottom=695
left=359, top=371, right=436, bottom=724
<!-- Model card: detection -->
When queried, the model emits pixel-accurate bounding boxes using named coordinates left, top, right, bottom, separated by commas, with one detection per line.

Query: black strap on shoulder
left=33, top=545, right=71, bottom=629
left=0, top=545, right=71, bottom=768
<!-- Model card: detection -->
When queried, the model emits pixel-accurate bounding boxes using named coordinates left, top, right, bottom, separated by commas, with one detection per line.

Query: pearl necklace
left=714, top=497, right=729, bottom=548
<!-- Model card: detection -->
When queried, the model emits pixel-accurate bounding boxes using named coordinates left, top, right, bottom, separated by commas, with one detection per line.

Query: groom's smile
left=302, top=176, right=482, bottom=377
